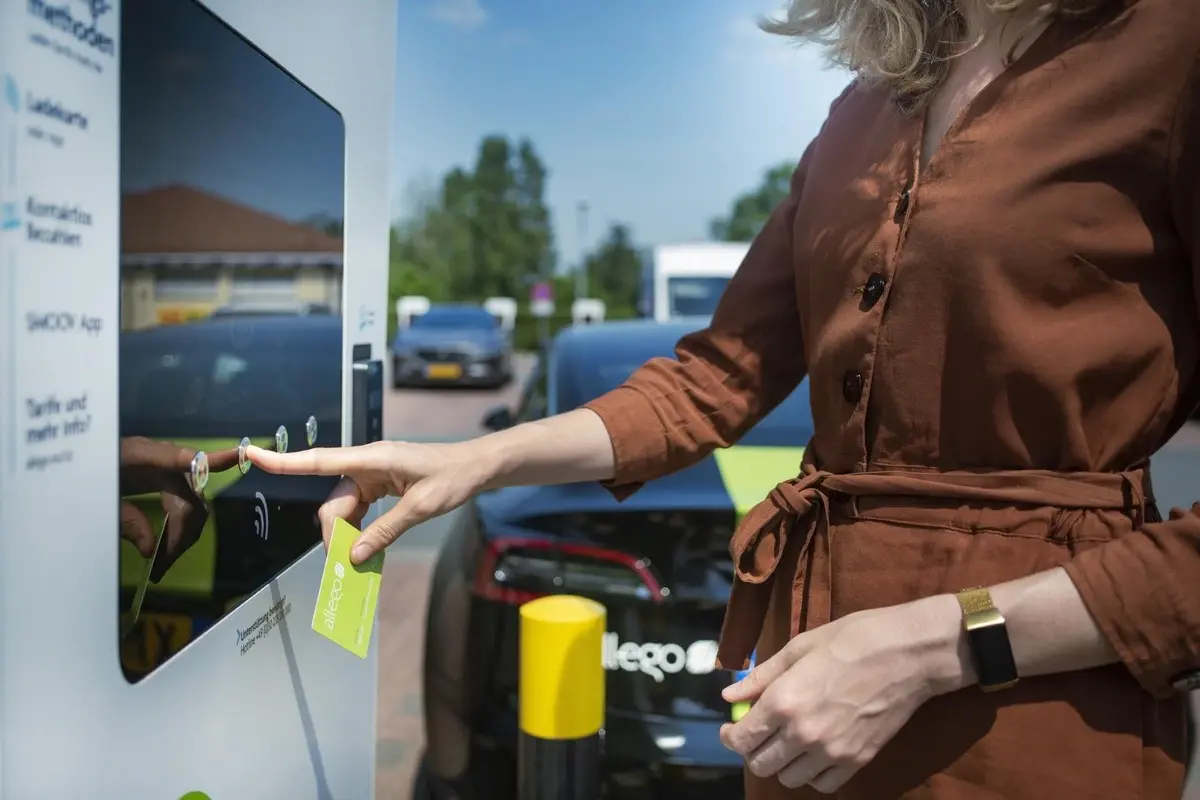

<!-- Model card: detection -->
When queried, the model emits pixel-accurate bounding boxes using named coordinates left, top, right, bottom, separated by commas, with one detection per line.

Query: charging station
left=0, top=0, right=396, bottom=797
left=396, top=295, right=431, bottom=329
left=571, top=298, right=605, bottom=326
left=483, top=296, right=517, bottom=333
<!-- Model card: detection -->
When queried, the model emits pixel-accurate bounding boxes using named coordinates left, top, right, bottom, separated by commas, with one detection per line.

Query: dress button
left=842, top=370, right=864, bottom=404
left=861, top=273, right=887, bottom=309
left=1170, top=670, right=1200, bottom=692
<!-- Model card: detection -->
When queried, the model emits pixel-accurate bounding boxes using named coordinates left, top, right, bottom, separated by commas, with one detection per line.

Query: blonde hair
left=760, top=0, right=1110, bottom=110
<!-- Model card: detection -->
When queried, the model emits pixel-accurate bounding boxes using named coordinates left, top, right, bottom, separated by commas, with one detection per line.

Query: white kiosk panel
left=0, top=0, right=396, bottom=797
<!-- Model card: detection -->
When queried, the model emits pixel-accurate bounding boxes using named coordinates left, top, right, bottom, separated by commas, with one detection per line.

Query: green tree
left=513, top=138, right=555, bottom=286
left=578, top=222, right=643, bottom=315
left=388, top=134, right=556, bottom=312
left=388, top=188, right=463, bottom=301
left=709, top=161, right=794, bottom=242
left=386, top=187, right=460, bottom=334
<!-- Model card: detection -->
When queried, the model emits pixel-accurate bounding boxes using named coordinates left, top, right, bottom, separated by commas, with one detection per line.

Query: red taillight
left=473, top=536, right=666, bottom=606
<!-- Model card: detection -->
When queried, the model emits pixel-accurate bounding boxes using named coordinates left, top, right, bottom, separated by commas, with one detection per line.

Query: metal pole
left=575, top=201, right=589, bottom=301
left=517, top=595, right=605, bottom=800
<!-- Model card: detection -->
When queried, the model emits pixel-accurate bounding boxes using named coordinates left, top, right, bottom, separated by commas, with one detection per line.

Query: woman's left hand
left=719, top=596, right=967, bottom=793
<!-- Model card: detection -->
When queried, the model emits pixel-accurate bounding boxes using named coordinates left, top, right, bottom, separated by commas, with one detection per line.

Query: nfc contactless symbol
left=253, top=491, right=269, bottom=541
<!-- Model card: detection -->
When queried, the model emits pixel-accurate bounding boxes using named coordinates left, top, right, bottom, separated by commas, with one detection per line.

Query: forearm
left=990, top=567, right=1119, bottom=678
left=471, top=408, right=616, bottom=491
left=919, top=567, right=1119, bottom=694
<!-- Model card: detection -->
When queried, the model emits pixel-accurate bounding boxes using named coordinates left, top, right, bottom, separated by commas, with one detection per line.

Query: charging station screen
left=116, top=0, right=346, bottom=682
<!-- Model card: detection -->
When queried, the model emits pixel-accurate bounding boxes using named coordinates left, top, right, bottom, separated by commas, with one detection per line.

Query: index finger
left=205, top=446, right=241, bottom=474
left=246, top=444, right=361, bottom=476
left=120, top=436, right=197, bottom=471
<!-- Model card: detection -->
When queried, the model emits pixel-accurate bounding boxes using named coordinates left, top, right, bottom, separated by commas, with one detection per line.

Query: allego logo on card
left=313, top=518, right=382, bottom=658
left=321, top=562, right=346, bottom=631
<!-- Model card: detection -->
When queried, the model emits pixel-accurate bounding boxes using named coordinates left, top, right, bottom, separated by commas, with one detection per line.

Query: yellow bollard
left=518, top=595, right=605, bottom=800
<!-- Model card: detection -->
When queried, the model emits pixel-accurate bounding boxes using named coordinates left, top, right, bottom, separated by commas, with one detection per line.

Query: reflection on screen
left=667, top=276, right=731, bottom=318
left=411, top=307, right=499, bottom=330
left=117, top=0, right=345, bottom=682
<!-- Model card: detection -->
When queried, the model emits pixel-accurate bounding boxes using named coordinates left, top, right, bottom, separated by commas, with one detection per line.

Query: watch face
left=971, top=621, right=1019, bottom=688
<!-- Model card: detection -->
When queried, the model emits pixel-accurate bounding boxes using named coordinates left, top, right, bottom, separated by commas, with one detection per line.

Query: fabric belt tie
left=713, top=445, right=1153, bottom=671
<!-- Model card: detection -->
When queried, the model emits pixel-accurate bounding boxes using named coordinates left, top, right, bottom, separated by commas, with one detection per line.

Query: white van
left=639, top=242, right=750, bottom=323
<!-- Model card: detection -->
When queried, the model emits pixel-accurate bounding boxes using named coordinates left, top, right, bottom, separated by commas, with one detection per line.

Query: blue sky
left=116, top=0, right=850, bottom=272
left=121, top=0, right=344, bottom=219
left=392, top=0, right=852, bottom=270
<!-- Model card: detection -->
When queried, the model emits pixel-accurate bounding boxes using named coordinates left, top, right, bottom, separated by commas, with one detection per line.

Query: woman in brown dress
left=252, top=0, right=1200, bottom=795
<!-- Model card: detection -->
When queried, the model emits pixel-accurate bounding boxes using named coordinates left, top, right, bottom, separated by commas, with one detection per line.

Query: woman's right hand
left=246, top=407, right=618, bottom=564
left=246, top=440, right=498, bottom=564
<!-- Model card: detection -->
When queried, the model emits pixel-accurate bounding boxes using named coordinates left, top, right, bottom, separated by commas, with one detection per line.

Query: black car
left=209, top=301, right=335, bottom=317
left=117, top=314, right=341, bottom=680
left=417, top=319, right=814, bottom=800
left=391, top=303, right=514, bottom=389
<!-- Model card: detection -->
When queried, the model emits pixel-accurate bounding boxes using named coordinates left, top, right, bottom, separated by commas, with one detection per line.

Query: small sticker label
left=311, top=518, right=384, bottom=658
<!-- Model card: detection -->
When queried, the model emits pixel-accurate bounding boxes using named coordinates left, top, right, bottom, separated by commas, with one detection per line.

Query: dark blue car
left=117, top=315, right=340, bottom=680
left=390, top=304, right=513, bottom=389
left=417, top=319, right=813, bottom=800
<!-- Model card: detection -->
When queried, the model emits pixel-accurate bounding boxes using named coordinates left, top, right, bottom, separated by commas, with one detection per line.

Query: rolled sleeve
left=1066, top=43, right=1200, bottom=697
left=1064, top=505, right=1200, bottom=697
left=584, top=385, right=664, bottom=500
left=580, top=82, right=859, bottom=501
left=1060, top=32, right=1200, bottom=695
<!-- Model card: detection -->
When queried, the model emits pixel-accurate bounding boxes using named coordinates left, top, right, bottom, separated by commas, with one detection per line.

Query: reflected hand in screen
left=119, top=437, right=240, bottom=582
left=247, top=441, right=490, bottom=565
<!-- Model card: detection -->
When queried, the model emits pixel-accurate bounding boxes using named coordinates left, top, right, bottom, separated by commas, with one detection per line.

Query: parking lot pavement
left=373, top=387, right=1200, bottom=799
left=374, top=355, right=534, bottom=799
left=374, top=550, right=436, bottom=800
left=383, top=352, right=537, bottom=442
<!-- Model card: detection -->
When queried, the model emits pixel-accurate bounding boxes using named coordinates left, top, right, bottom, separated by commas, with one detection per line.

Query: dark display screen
left=117, top=0, right=345, bottom=681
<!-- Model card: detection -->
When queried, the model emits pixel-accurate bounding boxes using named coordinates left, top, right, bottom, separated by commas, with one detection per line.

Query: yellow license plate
left=120, top=612, right=193, bottom=674
left=426, top=363, right=462, bottom=380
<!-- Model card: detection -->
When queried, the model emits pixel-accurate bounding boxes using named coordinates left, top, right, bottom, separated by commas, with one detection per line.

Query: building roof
left=121, top=184, right=343, bottom=256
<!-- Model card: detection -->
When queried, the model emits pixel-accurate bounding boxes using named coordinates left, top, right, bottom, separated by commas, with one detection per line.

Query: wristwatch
left=954, top=587, right=1019, bottom=692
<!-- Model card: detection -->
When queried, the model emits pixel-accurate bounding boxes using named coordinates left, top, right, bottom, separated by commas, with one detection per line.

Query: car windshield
left=555, top=331, right=813, bottom=448
left=412, top=308, right=497, bottom=329
left=119, top=323, right=341, bottom=439
left=667, top=276, right=731, bottom=318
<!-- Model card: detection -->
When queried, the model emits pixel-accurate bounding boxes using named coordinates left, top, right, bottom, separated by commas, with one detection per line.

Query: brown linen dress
left=583, top=0, right=1200, bottom=797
